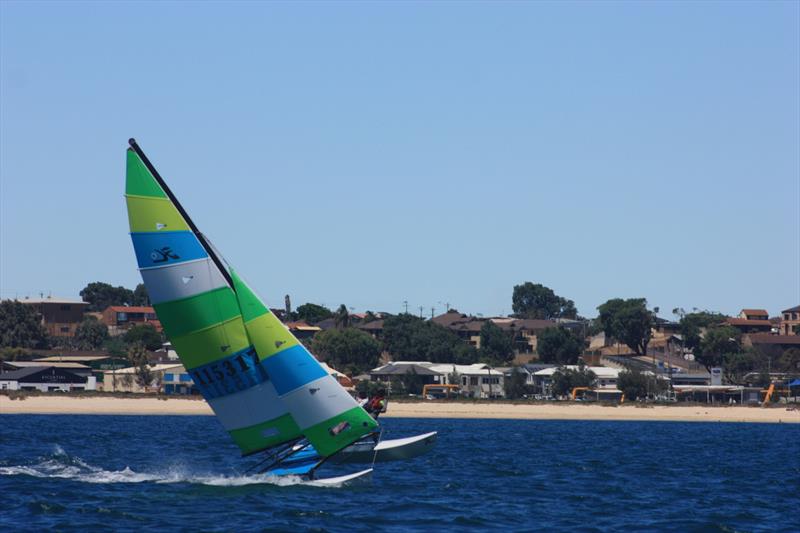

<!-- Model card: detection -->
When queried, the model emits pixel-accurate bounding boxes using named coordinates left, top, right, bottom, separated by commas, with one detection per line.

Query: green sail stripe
left=153, top=287, right=240, bottom=339
left=230, top=270, right=268, bottom=322
left=170, top=317, right=250, bottom=370
left=126, top=149, right=166, bottom=198
left=126, top=195, right=190, bottom=233
left=303, top=407, right=379, bottom=457
left=244, top=314, right=300, bottom=360
left=228, top=413, right=302, bottom=456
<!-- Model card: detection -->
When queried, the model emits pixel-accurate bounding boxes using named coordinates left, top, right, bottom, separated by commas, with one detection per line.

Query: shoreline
left=2, top=396, right=798, bottom=423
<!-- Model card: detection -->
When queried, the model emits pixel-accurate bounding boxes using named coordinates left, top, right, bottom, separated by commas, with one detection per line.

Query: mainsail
left=125, top=139, right=377, bottom=458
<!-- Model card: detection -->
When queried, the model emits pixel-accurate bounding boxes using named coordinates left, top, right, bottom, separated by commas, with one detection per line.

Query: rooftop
left=4, top=361, right=91, bottom=369
left=782, top=305, right=800, bottom=313
left=19, top=297, right=89, bottom=305
left=105, top=306, right=155, bottom=313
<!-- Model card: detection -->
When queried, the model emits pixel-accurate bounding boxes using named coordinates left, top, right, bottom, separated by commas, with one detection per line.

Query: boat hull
left=331, top=431, right=438, bottom=464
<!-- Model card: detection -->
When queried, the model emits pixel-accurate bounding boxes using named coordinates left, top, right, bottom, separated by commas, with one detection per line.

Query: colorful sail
left=125, top=140, right=377, bottom=458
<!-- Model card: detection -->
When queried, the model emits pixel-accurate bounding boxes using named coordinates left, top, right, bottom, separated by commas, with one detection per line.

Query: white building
left=102, top=363, right=185, bottom=393
left=532, top=365, right=622, bottom=397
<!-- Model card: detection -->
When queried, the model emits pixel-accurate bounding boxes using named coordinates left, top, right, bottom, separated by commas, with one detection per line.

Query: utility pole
left=419, top=306, right=424, bottom=318
left=431, top=307, right=435, bottom=319
left=403, top=300, right=408, bottom=314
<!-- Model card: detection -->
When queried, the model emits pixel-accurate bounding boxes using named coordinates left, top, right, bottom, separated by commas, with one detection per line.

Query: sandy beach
left=2, top=395, right=798, bottom=423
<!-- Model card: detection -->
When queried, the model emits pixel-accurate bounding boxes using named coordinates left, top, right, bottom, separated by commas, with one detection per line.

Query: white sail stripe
left=140, top=258, right=228, bottom=304
left=207, top=381, right=290, bottom=431
left=280, top=375, right=360, bottom=430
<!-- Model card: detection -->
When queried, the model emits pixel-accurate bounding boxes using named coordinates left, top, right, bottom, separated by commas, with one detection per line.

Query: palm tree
left=334, top=304, right=350, bottom=330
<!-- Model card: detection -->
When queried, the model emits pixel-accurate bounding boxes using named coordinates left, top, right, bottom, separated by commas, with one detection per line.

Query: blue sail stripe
left=261, top=345, right=329, bottom=396
left=130, top=231, right=208, bottom=269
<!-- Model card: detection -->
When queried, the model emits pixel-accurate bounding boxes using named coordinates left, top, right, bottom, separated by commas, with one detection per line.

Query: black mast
left=128, top=138, right=235, bottom=289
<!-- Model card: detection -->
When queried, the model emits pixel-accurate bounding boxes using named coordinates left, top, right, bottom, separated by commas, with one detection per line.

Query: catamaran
left=124, top=139, right=436, bottom=483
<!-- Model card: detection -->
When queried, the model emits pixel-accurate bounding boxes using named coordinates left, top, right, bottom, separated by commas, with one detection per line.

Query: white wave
left=0, top=449, right=344, bottom=488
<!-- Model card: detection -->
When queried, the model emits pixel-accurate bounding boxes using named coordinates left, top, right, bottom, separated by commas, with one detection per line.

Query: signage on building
left=710, top=367, right=722, bottom=386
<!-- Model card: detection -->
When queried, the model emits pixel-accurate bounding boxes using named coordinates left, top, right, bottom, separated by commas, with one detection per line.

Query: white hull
left=311, top=468, right=373, bottom=486
left=331, top=431, right=438, bottom=464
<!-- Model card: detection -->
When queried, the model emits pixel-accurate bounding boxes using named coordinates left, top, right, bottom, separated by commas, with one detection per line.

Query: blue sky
left=1, top=1, right=798, bottom=319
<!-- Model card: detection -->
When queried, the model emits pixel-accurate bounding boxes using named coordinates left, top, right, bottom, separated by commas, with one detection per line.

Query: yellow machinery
left=422, top=384, right=460, bottom=399
left=571, top=387, right=590, bottom=400
left=761, top=383, right=775, bottom=406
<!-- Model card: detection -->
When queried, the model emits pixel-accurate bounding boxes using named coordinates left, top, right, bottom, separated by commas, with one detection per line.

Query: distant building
left=369, top=361, right=506, bottom=399
left=725, top=308, right=773, bottom=334
left=743, top=334, right=800, bottom=358
left=161, top=366, right=197, bottom=395
left=101, top=306, right=161, bottom=336
left=101, top=363, right=183, bottom=393
left=780, top=305, right=800, bottom=336
left=0, top=366, right=96, bottom=392
left=530, top=366, right=622, bottom=397
left=19, top=297, right=90, bottom=338
left=284, top=321, right=322, bottom=341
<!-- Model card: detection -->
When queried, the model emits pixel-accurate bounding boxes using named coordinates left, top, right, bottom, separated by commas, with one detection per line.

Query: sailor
left=367, top=389, right=388, bottom=419
left=356, top=390, right=369, bottom=408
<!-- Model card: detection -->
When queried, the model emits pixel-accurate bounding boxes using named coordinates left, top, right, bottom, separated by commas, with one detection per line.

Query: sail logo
left=155, top=222, right=167, bottom=231
left=329, top=421, right=350, bottom=436
left=150, top=246, right=180, bottom=263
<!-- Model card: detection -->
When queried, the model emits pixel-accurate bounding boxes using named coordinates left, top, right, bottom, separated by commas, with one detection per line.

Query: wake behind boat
left=124, top=139, right=436, bottom=483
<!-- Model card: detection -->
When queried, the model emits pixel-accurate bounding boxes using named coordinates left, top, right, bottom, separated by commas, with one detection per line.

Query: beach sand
left=2, top=395, right=798, bottom=423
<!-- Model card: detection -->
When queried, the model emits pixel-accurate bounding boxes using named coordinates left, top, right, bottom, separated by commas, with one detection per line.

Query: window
left=117, top=312, right=128, bottom=322
left=60, top=326, right=70, bottom=332
left=481, top=377, right=499, bottom=385
left=469, top=377, right=478, bottom=386
left=180, top=374, right=193, bottom=382
left=146, top=313, right=157, bottom=320
left=164, top=373, right=174, bottom=381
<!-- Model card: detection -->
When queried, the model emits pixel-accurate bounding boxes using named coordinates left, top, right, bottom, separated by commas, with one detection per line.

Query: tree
left=677, top=310, right=726, bottom=355
left=123, top=324, right=162, bottom=351
left=399, top=367, right=426, bottom=395
left=0, top=300, right=49, bottom=349
left=596, top=298, right=654, bottom=356
left=132, top=283, right=150, bottom=306
left=550, top=366, right=595, bottom=397
left=779, top=348, right=800, bottom=374
left=382, top=314, right=479, bottom=364
left=333, top=304, right=350, bottom=330
left=296, top=303, right=333, bottom=324
left=512, top=282, right=578, bottom=319
left=723, top=350, right=760, bottom=385
left=537, top=327, right=583, bottom=365
left=617, top=368, right=650, bottom=400
left=478, top=321, right=514, bottom=364
left=127, top=342, right=153, bottom=388
left=74, top=316, right=109, bottom=350
left=695, top=326, right=740, bottom=371
left=504, top=367, right=530, bottom=399
left=311, top=327, right=381, bottom=374
left=80, top=282, right=134, bottom=312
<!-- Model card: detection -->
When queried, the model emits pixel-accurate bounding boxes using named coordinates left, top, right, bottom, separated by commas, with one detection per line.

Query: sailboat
left=124, top=139, right=436, bottom=483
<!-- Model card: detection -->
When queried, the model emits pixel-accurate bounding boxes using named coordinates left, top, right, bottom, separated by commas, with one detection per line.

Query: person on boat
left=367, top=389, right=388, bottom=419
left=356, top=390, right=369, bottom=408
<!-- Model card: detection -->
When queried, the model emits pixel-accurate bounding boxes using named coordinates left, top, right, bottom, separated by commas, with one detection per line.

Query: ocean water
left=0, top=415, right=798, bottom=532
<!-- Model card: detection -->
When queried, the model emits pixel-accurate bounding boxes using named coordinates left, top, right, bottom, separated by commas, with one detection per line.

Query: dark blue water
left=1, top=415, right=798, bottom=532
